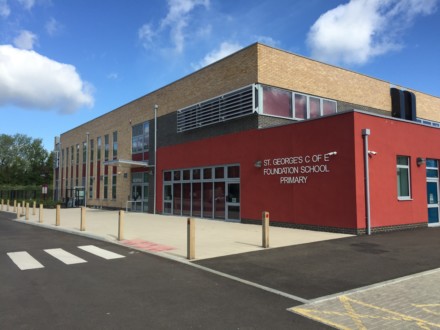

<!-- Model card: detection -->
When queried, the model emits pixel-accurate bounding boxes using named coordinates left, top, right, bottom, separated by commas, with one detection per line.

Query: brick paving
left=290, top=269, right=440, bottom=329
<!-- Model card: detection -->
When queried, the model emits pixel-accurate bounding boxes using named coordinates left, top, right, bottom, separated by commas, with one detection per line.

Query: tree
left=0, top=133, right=52, bottom=186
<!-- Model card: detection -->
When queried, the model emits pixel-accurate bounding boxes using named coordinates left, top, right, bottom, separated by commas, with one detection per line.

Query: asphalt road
left=0, top=212, right=327, bottom=329
left=196, top=226, right=440, bottom=300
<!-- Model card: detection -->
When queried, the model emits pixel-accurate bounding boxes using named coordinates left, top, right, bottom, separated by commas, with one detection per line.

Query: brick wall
left=56, top=43, right=440, bottom=210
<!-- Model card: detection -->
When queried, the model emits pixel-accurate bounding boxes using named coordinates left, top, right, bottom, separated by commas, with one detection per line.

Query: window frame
left=397, top=155, right=411, bottom=200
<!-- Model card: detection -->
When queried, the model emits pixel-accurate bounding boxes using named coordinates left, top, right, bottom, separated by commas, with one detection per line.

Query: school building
left=53, top=43, right=440, bottom=234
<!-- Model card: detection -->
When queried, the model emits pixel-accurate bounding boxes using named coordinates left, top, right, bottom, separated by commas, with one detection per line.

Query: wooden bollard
left=16, top=203, right=20, bottom=218
left=32, top=201, right=36, bottom=216
left=262, top=211, right=270, bottom=248
left=25, top=203, right=29, bottom=220
left=7, top=199, right=9, bottom=211
left=1, top=199, right=3, bottom=211
left=118, top=210, right=124, bottom=241
left=80, top=207, right=86, bottom=231
left=187, top=217, right=195, bottom=260
left=56, top=205, right=60, bottom=226
left=13, top=200, right=16, bottom=212
left=39, top=204, right=43, bottom=223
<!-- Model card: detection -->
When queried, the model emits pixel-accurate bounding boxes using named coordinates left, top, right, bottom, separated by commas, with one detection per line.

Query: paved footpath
left=4, top=206, right=350, bottom=260
left=290, top=269, right=440, bottom=329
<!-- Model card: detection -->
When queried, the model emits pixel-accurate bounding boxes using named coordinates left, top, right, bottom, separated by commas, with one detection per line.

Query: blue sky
left=0, top=0, right=439, bottom=151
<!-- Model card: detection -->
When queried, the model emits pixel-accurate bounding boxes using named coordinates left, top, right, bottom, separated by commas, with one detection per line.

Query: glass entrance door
left=130, top=172, right=148, bottom=212
left=427, top=180, right=439, bottom=224
left=226, top=182, right=240, bottom=221
left=426, top=159, right=439, bottom=225
left=131, top=184, right=143, bottom=212
left=163, top=184, right=172, bottom=214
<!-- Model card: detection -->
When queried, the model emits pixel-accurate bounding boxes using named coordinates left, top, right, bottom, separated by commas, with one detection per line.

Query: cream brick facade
left=55, top=43, right=440, bottom=210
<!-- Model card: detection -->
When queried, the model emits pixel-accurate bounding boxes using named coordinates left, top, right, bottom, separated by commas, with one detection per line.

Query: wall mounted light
left=368, top=150, right=377, bottom=157
left=254, top=160, right=262, bottom=168
left=325, top=151, right=337, bottom=156
left=417, top=157, right=425, bottom=167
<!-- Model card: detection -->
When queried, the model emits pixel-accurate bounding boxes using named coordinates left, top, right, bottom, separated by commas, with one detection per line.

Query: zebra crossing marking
left=7, top=245, right=125, bottom=271
left=78, top=245, right=125, bottom=260
left=44, top=248, right=87, bottom=265
left=7, top=251, right=44, bottom=270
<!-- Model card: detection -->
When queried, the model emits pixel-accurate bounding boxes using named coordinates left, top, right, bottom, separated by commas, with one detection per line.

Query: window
left=261, top=85, right=337, bottom=120
left=397, top=156, right=411, bottom=199
left=104, top=134, right=109, bottom=161
left=71, top=146, right=74, bottom=165
left=112, top=131, right=118, bottom=159
left=262, top=86, right=292, bottom=118
left=89, top=177, right=94, bottom=199
left=97, top=137, right=102, bottom=161
left=103, top=175, right=108, bottom=199
left=82, top=141, right=87, bottom=164
left=76, top=144, right=79, bottom=165
left=132, top=122, right=149, bottom=154
left=61, top=149, right=65, bottom=167
left=112, top=174, right=117, bottom=199
left=90, top=139, right=94, bottom=162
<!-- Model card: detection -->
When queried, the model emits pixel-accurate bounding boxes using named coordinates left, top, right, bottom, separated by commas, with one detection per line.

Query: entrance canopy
left=103, top=159, right=153, bottom=168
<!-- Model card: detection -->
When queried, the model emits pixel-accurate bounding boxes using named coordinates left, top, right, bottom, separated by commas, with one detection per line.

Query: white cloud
left=13, top=30, right=38, bottom=50
left=139, top=0, right=210, bottom=53
left=138, top=23, right=156, bottom=48
left=307, top=0, right=438, bottom=66
left=17, top=0, right=35, bottom=10
left=45, top=17, right=62, bottom=36
left=0, top=45, right=94, bottom=113
left=194, top=41, right=242, bottom=69
left=0, top=0, right=10, bottom=17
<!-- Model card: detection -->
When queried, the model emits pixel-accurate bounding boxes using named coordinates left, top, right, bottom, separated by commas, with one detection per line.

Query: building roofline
left=61, top=42, right=439, bottom=138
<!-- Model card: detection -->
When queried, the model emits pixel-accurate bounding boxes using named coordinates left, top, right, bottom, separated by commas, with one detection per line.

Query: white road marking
left=44, top=248, right=87, bottom=265
left=78, top=245, right=125, bottom=260
left=7, top=251, right=44, bottom=270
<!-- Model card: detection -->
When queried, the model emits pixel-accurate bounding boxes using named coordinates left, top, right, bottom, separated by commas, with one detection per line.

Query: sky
left=0, top=0, right=439, bottom=151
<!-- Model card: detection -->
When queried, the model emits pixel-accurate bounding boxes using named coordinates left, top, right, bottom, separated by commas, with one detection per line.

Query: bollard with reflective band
left=262, top=211, right=270, bottom=248
left=118, top=210, right=124, bottom=241
left=39, top=204, right=43, bottom=223
left=25, top=203, right=29, bottom=220
left=80, top=207, right=86, bottom=231
left=56, top=205, right=60, bottom=226
left=187, top=218, right=195, bottom=260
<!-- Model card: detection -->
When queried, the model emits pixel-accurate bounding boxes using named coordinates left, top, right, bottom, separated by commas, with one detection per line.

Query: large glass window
left=97, top=137, right=101, bottom=161
left=397, top=156, right=411, bottom=199
left=164, top=165, right=239, bottom=221
left=104, top=135, right=109, bottom=161
left=132, top=122, right=150, bottom=154
left=90, top=139, right=94, bottom=162
left=103, top=175, right=108, bottom=199
left=112, top=131, right=118, bottom=159
left=309, top=97, right=321, bottom=119
left=262, top=85, right=337, bottom=120
left=82, top=141, right=87, bottom=164
left=76, top=144, right=79, bottom=165
left=112, top=174, right=117, bottom=199
left=262, top=86, right=292, bottom=118
left=294, top=94, right=307, bottom=119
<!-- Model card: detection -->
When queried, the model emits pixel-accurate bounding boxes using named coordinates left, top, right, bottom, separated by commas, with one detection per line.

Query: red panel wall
left=157, top=113, right=359, bottom=229
left=353, top=112, right=435, bottom=229
left=157, top=111, right=440, bottom=230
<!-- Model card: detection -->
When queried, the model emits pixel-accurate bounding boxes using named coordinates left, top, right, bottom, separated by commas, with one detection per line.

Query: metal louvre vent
left=177, top=84, right=256, bottom=132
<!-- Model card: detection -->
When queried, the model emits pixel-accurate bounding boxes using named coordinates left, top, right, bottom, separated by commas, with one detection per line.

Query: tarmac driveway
left=195, top=227, right=440, bottom=300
